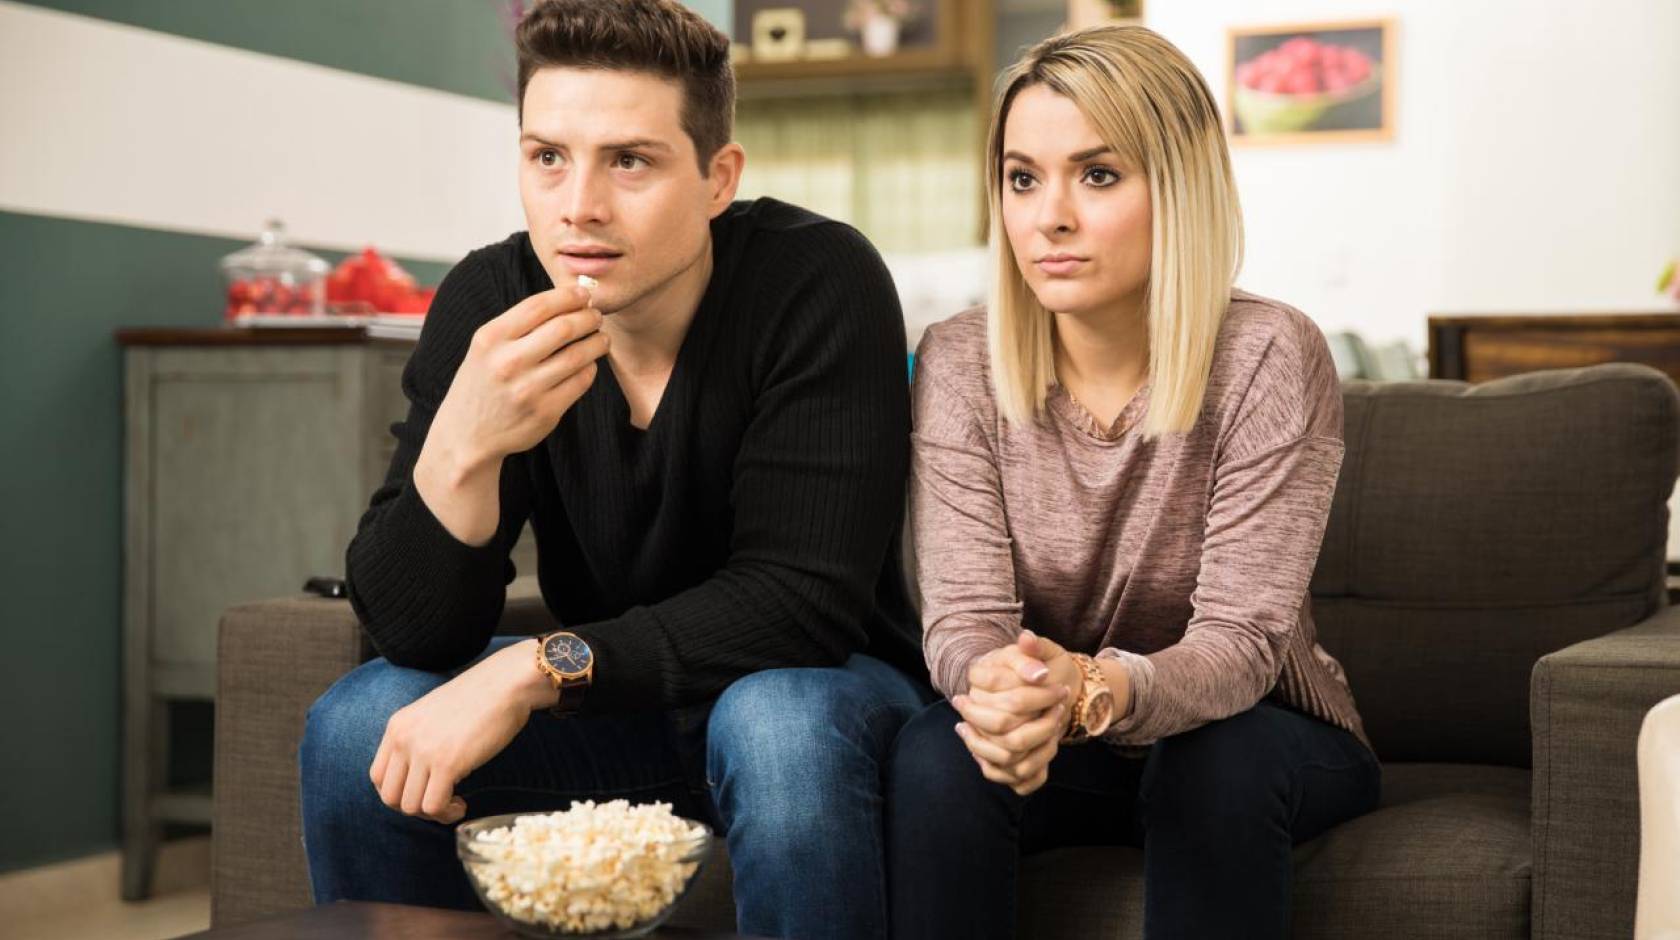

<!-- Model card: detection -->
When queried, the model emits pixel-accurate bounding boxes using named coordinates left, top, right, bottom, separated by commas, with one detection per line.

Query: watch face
left=1084, top=693, right=1115, bottom=735
left=543, top=633, right=593, bottom=678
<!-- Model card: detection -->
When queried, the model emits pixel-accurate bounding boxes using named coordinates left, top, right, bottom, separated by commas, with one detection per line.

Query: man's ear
left=705, top=142, right=746, bottom=217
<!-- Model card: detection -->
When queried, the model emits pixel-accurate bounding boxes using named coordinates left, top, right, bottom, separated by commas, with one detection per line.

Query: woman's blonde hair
left=986, top=25, right=1243, bottom=436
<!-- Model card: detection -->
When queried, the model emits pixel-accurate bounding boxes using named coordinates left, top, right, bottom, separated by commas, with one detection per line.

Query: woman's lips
left=560, top=253, right=621, bottom=276
left=1036, top=257, right=1086, bottom=276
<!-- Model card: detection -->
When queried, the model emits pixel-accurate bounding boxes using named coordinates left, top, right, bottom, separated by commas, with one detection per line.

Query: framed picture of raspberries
left=1226, top=18, right=1396, bottom=145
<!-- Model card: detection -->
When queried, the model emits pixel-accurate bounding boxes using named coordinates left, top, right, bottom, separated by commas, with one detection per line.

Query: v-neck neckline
left=1048, top=380, right=1152, bottom=442
left=603, top=357, right=670, bottom=435
left=595, top=253, right=727, bottom=437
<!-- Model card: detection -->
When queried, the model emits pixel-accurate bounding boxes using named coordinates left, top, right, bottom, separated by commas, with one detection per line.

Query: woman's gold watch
left=1062, top=653, right=1115, bottom=744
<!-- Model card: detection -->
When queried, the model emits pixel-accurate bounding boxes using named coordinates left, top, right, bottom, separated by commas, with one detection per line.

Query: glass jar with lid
left=219, top=219, right=329, bottom=323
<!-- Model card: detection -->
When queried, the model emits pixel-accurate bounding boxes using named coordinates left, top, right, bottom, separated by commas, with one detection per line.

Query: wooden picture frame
left=1226, top=18, right=1396, bottom=146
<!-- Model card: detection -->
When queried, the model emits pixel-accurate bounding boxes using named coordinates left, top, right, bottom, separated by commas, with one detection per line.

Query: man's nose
left=558, top=164, right=611, bottom=228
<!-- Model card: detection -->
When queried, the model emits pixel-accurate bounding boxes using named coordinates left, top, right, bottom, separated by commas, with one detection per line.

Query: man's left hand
left=368, top=638, right=555, bottom=824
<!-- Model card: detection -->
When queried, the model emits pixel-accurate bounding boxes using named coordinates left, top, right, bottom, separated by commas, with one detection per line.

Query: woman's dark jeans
left=886, top=699, right=1381, bottom=940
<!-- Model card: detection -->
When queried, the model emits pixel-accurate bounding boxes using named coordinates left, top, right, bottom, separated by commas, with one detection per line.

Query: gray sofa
left=211, top=363, right=1680, bottom=938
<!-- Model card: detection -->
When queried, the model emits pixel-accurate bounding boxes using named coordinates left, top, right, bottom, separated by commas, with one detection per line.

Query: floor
left=2, top=836, right=212, bottom=940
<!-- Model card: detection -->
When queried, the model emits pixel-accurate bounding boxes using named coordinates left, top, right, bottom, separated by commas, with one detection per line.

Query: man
left=297, top=2, right=929, bottom=938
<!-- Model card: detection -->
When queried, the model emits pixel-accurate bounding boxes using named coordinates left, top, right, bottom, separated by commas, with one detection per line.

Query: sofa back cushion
left=1311, top=363, right=1679, bottom=766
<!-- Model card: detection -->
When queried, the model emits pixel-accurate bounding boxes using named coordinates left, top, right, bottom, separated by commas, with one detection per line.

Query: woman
left=887, top=24, right=1379, bottom=939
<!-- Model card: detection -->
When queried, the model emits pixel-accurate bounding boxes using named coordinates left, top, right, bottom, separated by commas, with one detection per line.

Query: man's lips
left=559, top=249, right=622, bottom=276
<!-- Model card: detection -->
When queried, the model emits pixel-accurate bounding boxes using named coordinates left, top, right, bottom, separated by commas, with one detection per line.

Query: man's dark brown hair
left=516, top=0, right=736, bottom=174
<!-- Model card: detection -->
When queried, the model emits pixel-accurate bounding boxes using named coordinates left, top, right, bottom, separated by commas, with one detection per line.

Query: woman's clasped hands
left=953, top=630, right=1084, bottom=796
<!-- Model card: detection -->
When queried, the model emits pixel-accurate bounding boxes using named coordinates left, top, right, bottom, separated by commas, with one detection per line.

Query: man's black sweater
left=346, top=198, right=924, bottom=713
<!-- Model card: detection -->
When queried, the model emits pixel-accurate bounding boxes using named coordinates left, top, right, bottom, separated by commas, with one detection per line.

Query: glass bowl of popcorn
left=456, top=801, right=714, bottom=938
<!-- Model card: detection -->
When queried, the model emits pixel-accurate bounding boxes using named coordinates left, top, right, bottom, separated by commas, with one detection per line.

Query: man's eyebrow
left=518, top=133, right=674, bottom=154
left=601, top=138, right=674, bottom=153
left=1002, top=146, right=1117, bottom=165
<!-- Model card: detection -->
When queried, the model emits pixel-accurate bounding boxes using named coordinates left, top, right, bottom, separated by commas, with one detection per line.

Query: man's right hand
left=436, top=285, right=608, bottom=463
left=413, top=285, right=609, bottom=545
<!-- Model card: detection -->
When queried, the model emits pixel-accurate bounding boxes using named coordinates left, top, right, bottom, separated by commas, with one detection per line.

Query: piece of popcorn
left=576, top=274, right=598, bottom=294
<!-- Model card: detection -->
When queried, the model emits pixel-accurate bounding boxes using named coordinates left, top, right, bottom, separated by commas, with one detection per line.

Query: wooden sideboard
left=1427, top=312, right=1680, bottom=385
left=114, top=327, right=535, bottom=899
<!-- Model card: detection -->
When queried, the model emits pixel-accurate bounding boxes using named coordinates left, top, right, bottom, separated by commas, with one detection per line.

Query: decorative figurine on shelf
left=844, top=0, right=918, bottom=58
left=752, top=7, right=808, bottom=61
left=1067, top=0, right=1145, bottom=31
left=1660, top=260, right=1680, bottom=306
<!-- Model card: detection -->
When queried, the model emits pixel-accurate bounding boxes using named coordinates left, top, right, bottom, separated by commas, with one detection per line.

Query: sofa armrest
left=1531, top=603, right=1680, bottom=940
left=211, top=595, right=367, bottom=926
left=210, top=578, right=553, bottom=927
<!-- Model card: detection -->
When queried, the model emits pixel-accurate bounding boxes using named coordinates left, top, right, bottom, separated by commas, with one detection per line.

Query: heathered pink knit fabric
left=911, top=291, right=1368, bottom=749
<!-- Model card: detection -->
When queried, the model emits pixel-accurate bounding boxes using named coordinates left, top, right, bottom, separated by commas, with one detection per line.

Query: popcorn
left=462, top=800, right=705, bottom=934
left=575, top=274, right=598, bottom=294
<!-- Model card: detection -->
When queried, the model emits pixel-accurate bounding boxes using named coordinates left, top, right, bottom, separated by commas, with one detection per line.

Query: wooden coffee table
left=176, top=901, right=751, bottom=938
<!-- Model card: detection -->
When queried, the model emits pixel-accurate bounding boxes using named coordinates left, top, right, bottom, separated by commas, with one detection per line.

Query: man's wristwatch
left=1062, top=653, right=1115, bottom=744
left=535, top=631, right=594, bottom=717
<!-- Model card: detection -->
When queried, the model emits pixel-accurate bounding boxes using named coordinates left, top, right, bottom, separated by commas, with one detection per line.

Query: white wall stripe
left=0, top=1, right=525, bottom=262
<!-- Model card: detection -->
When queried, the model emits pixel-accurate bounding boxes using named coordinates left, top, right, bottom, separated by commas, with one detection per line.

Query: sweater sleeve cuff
left=1096, top=647, right=1156, bottom=745
left=567, top=607, right=681, bottom=715
left=928, top=629, right=1016, bottom=699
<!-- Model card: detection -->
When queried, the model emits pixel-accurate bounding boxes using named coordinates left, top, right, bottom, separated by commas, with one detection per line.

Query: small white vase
left=861, top=12, right=900, bottom=57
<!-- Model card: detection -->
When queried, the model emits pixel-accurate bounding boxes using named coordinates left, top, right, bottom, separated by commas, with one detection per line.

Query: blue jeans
left=299, top=636, right=931, bottom=940
left=886, top=699, right=1381, bottom=939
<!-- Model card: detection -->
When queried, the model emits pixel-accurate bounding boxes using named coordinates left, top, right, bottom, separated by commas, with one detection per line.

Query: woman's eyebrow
left=1002, top=147, right=1117, bottom=166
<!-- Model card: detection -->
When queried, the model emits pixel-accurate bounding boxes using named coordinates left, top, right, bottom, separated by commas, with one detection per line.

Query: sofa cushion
left=1003, top=763, right=1529, bottom=939
left=1309, top=365, right=1679, bottom=767
left=1311, top=595, right=1654, bottom=768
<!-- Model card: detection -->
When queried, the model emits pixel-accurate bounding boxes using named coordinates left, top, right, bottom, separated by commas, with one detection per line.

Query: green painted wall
left=0, top=210, right=454, bottom=873
left=19, top=0, right=519, bottom=103
left=18, top=0, right=736, bottom=105
left=685, top=0, right=732, bottom=31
